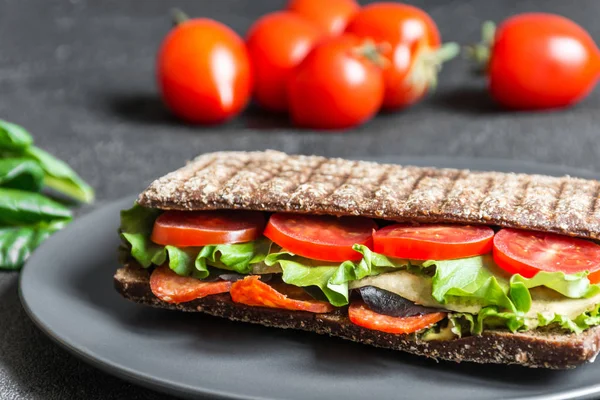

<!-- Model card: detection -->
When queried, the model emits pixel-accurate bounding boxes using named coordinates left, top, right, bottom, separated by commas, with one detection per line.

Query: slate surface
left=1, top=0, right=600, bottom=398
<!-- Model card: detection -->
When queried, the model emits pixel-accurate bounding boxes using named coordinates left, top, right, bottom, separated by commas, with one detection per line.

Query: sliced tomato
left=373, top=224, right=494, bottom=260
left=151, top=210, right=265, bottom=247
left=263, top=213, right=376, bottom=262
left=230, top=275, right=334, bottom=313
left=150, top=265, right=231, bottom=304
left=348, top=301, right=446, bottom=334
left=493, top=229, right=600, bottom=283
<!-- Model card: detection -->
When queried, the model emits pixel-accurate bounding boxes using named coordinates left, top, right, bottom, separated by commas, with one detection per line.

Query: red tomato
left=287, top=0, right=360, bottom=36
left=487, top=13, right=600, bottom=110
left=287, top=35, right=385, bottom=129
left=264, top=213, right=376, bottom=262
left=348, top=301, right=446, bottom=334
left=374, top=224, right=494, bottom=260
left=157, top=19, right=252, bottom=124
left=151, top=210, right=265, bottom=247
left=150, top=265, right=232, bottom=304
left=345, top=3, right=454, bottom=110
left=246, top=11, right=323, bottom=112
left=493, top=229, right=600, bottom=282
left=230, top=275, right=334, bottom=313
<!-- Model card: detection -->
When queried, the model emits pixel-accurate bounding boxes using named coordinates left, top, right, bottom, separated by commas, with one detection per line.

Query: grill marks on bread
left=138, top=150, right=600, bottom=239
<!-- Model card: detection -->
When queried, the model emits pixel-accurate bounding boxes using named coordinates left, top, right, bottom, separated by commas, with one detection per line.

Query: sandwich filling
left=119, top=204, right=600, bottom=339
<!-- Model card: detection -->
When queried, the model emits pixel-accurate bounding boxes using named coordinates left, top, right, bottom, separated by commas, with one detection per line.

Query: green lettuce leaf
left=426, top=255, right=516, bottom=312
left=508, top=271, right=600, bottom=312
left=196, top=239, right=271, bottom=274
left=120, top=203, right=164, bottom=268
left=331, top=244, right=406, bottom=285
left=417, top=256, right=600, bottom=314
left=264, top=245, right=406, bottom=307
left=451, top=300, right=600, bottom=336
left=164, top=246, right=198, bottom=276
left=120, top=204, right=270, bottom=277
left=449, top=307, right=531, bottom=335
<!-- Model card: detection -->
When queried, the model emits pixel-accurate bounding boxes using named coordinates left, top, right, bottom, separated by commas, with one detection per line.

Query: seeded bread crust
left=114, top=265, right=600, bottom=369
left=137, top=150, right=600, bottom=239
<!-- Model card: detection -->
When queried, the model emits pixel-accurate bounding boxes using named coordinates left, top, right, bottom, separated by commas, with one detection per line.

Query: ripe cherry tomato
left=150, top=265, right=232, bottom=304
left=157, top=19, right=252, bottom=124
left=264, top=213, right=376, bottom=262
left=151, top=210, right=265, bottom=247
left=345, top=3, right=456, bottom=110
left=287, top=0, right=360, bottom=36
left=348, top=301, right=446, bottom=334
left=493, top=229, right=600, bottom=282
left=246, top=11, right=323, bottom=112
left=287, top=35, right=385, bottom=130
left=230, top=275, right=334, bottom=313
left=373, top=224, right=495, bottom=260
left=486, top=13, right=600, bottom=110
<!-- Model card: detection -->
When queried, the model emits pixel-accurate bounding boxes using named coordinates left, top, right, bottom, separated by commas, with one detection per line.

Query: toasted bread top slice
left=137, top=150, right=600, bottom=239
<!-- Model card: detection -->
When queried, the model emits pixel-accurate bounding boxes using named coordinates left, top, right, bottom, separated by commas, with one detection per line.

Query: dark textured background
left=1, top=0, right=600, bottom=398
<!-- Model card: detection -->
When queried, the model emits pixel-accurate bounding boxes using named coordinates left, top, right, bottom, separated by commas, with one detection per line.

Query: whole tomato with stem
left=287, top=34, right=385, bottom=130
left=157, top=14, right=252, bottom=124
left=246, top=11, right=323, bottom=112
left=345, top=2, right=458, bottom=110
left=287, top=0, right=360, bottom=36
left=470, top=13, right=600, bottom=110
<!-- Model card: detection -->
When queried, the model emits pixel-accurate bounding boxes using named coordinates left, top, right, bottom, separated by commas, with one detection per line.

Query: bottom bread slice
left=114, top=266, right=600, bottom=369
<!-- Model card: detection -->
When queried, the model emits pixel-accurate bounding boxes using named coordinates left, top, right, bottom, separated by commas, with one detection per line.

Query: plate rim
left=18, top=195, right=246, bottom=400
left=18, top=156, right=600, bottom=400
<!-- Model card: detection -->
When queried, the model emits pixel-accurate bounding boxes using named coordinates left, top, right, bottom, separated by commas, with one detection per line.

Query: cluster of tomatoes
left=157, top=0, right=600, bottom=130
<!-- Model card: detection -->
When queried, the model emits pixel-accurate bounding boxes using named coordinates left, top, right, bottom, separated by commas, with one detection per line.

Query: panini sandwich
left=115, top=150, right=600, bottom=369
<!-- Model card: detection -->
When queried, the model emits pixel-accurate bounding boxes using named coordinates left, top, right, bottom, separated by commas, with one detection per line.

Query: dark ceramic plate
left=19, top=157, right=600, bottom=400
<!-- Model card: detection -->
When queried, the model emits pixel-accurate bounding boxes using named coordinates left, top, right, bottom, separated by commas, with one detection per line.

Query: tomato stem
left=411, top=42, right=460, bottom=91
left=171, top=8, right=190, bottom=26
left=481, top=21, right=496, bottom=45
left=435, top=42, right=460, bottom=63
left=352, top=39, right=391, bottom=68
left=464, top=21, right=496, bottom=72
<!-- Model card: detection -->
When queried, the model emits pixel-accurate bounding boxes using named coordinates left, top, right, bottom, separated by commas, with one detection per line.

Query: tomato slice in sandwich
left=230, top=275, right=334, bottom=313
left=348, top=301, right=446, bottom=334
left=151, top=210, right=265, bottom=247
left=150, top=265, right=232, bottom=303
left=263, top=213, right=376, bottom=262
left=373, top=224, right=494, bottom=260
left=493, top=228, right=600, bottom=283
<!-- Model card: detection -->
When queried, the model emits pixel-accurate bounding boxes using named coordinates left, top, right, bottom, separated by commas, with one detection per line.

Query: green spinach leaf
left=23, top=147, right=94, bottom=203
left=0, top=188, right=72, bottom=225
left=0, top=220, right=67, bottom=269
left=0, top=120, right=33, bottom=151
left=0, top=158, right=44, bottom=192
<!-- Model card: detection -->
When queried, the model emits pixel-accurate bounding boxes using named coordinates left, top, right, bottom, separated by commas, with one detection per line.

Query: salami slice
left=348, top=301, right=446, bottom=334
left=230, top=275, right=334, bottom=313
left=150, top=265, right=231, bottom=304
